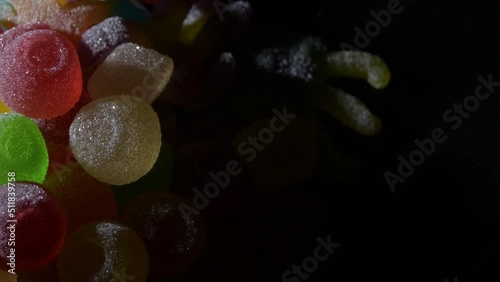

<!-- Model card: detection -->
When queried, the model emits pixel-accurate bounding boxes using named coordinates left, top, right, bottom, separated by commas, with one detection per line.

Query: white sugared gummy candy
left=88, top=43, right=174, bottom=103
left=69, top=96, right=162, bottom=185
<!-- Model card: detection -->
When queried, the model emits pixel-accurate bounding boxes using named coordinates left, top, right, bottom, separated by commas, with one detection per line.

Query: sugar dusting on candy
left=0, top=22, right=50, bottom=54
left=326, top=51, right=391, bottom=89
left=0, top=29, right=82, bottom=119
left=56, top=221, right=149, bottom=281
left=0, top=113, right=48, bottom=185
left=69, top=95, right=162, bottom=185
left=122, top=191, right=205, bottom=278
left=0, top=182, right=67, bottom=272
left=222, top=1, right=252, bottom=24
left=88, top=42, right=174, bottom=103
left=254, top=37, right=327, bottom=82
left=78, top=16, right=131, bottom=71
left=10, top=0, right=112, bottom=44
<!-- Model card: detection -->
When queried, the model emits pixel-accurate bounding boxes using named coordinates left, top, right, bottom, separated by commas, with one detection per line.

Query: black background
left=245, top=0, right=500, bottom=281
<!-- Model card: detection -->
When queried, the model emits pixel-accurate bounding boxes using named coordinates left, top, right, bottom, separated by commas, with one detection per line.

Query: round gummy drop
left=0, top=182, right=67, bottom=272
left=69, top=95, right=162, bottom=185
left=0, top=113, right=48, bottom=185
left=57, top=221, right=149, bottom=282
left=0, top=29, right=82, bottom=119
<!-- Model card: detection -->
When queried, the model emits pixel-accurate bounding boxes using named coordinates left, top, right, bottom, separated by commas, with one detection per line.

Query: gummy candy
left=0, top=22, right=50, bottom=54
left=323, top=51, right=391, bottom=89
left=78, top=16, right=132, bottom=75
left=0, top=113, right=48, bottom=185
left=310, top=85, right=382, bottom=136
left=43, top=165, right=119, bottom=235
left=57, top=221, right=149, bottom=282
left=35, top=91, right=91, bottom=147
left=88, top=43, right=174, bottom=103
left=122, top=191, right=205, bottom=278
left=10, top=0, right=112, bottom=44
left=0, top=29, right=82, bottom=119
left=254, top=37, right=327, bottom=83
left=0, top=182, right=67, bottom=272
left=69, top=95, right=162, bottom=185
left=112, top=142, right=175, bottom=209
left=255, top=37, right=391, bottom=89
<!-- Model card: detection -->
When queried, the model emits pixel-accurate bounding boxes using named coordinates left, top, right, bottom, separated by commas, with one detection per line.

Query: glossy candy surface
left=0, top=182, right=67, bottom=272
left=0, top=29, right=82, bottom=119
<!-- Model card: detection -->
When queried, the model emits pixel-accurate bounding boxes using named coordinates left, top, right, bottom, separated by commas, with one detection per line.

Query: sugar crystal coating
left=57, top=221, right=149, bottom=282
left=122, top=191, right=205, bottom=278
left=69, top=95, right=162, bottom=185
left=10, top=0, right=112, bottom=43
left=254, top=37, right=327, bottom=82
left=0, top=113, right=48, bottom=185
left=0, top=29, right=82, bottom=119
left=88, top=42, right=174, bottom=103
left=0, top=182, right=67, bottom=272
left=0, top=22, right=50, bottom=54
left=78, top=16, right=131, bottom=71
left=325, top=51, right=391, bottom=89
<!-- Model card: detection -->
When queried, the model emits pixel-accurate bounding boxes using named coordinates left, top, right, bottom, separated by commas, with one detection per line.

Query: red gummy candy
left=0, top=182, right=67, bottom=272
left=0, top=29, right=82, bottom=119
left=0, top=23, right=50, bottom=54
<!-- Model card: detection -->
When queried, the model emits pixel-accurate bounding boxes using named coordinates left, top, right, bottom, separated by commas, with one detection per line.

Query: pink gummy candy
left=0, top=29, right=82, bottom=119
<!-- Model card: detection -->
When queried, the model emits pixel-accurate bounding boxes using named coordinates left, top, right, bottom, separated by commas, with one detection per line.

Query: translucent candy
left=310, top=86, right=383, bottom=136
left=324, top=51, right=391, bottom=89
left=0, top=113, right=49, bottom=185
left=122, top=191, right=205, bottom=278
left=88, top=43, right=174, bottom=103
left=43, top=165, right=119, bottom=235
left=35, top=91, right=91, bottom=147
left=69, top=95, right=162, bottom=185
left=10, top=0, right=112, bottom=44
left=57, top=221, right=149, bottom=282
left=232, top=115, right=317, bottom=190
left=78, top=16, right=131, bottom=73
left=0, top=22, right=50, bottom=54
left=0, top=182, right=67, bottom=272
left=0, top=29, right=82, bottom=119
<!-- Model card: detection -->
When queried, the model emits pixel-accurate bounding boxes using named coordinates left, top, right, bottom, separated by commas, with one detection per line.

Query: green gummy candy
left=321, top=51, right=391, bottom=89
left=0, top=113, right=49, bottom=185
left=310, top=86, right=382, bottom=136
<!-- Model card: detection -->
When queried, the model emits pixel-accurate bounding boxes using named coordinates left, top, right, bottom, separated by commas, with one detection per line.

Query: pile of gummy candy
left=0, top=0, right=392, bottom=281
